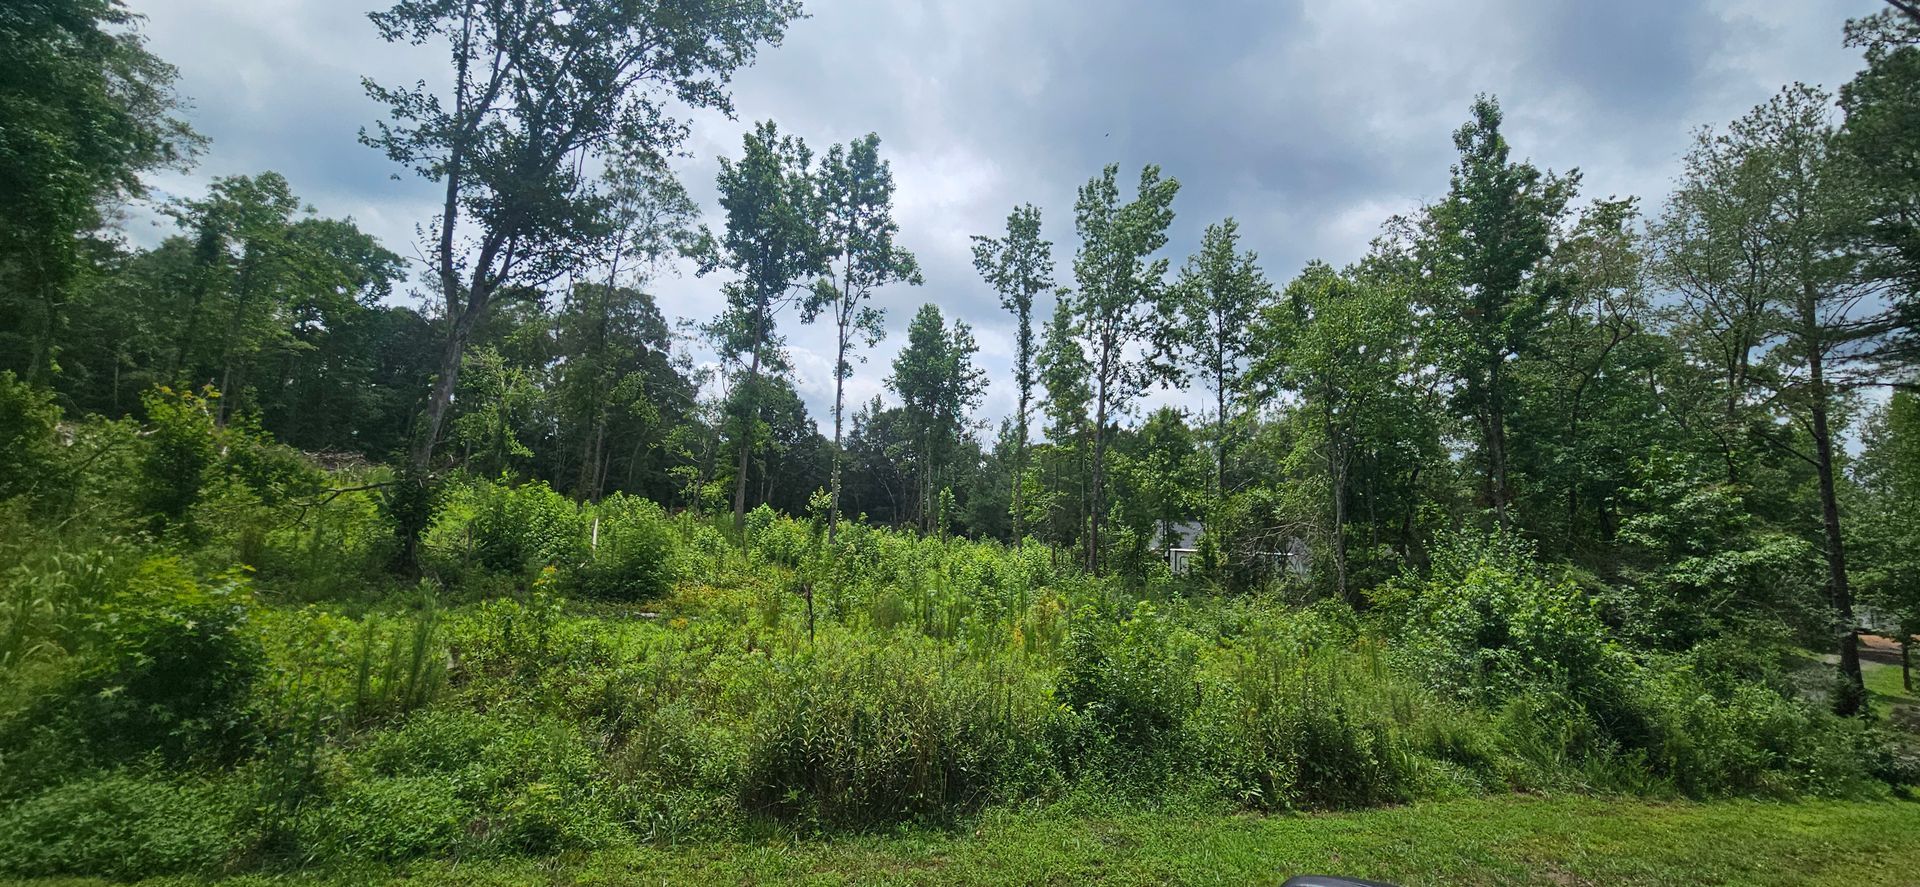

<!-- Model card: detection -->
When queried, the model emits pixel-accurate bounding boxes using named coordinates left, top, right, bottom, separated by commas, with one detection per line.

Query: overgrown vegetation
left=5, top=0, right=1920, bottom=882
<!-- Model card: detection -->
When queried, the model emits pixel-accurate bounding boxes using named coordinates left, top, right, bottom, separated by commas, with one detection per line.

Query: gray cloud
left=123, top=0, right=1884, bottom=431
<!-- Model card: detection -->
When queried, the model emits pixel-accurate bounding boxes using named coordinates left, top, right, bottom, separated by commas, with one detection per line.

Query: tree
left=705, top=120, right=830, bottom=532
left=1114, top=406, right=1206, bottom=574
left=165, top=172, right=306, bottom=423
left=972, top=204, right=1053, bottom=545
left=556, top=155, right=699, bottom=500
left=1036, top=296, right=1092, bottom=558
left=1517, top=197, right=1662, bottom=556
left=1838, top=11, right=1920, bottom=371
left=806, top=133, right=919, bottom=542
left=1415, top=95, right=1579, bottom=527
left=361, top=0, right=800, bottom=471
left=1853, top=393, right=1920, bottom=690
left=0, top=0, right=201, bottom=383
left=1171, top=217, right=1269, bottom=499
left=1661, top=85, right=1890, bottom=714
left=887, top=304, right=986, bottom=533
left=1653, top=116, right=1789, bottom=486
left=1069, top=164, right=1180, bottom=572
left=1258, top=262, right=1426, bottom=602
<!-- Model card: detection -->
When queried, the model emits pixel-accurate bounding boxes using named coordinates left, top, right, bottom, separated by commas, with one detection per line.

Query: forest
left=3, top=0, right=1920, bottom=883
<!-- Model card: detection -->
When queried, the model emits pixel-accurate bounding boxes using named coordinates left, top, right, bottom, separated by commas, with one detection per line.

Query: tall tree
left=557, top=155, right=699, bottom=500
left=1069, top=164, right=1180, bottom=573
left=0, top=0, right=200, bottom=383
left=1171, top=217, right=1269, bottom=499
left=1663, top=85, right=1889, bottom=713
left=806, top=133, right=919, bottom=542
left=887, top=304, right=986, bottom=534
left=1416, top=95, right=1579, bottom=527
left=1653, top=118, right=1786, bottom=485
left=972, top=204, right=1053, bottom=545
left=1259, top=262, right=1424, bottom=602
left=168, top=172, right=304, bottom=422
left=1838, top=11, right=1920, bottom=371
left=1853, top=393, right=1920, bottom=689
left=1036, top=295, right=1092, bottom=559
left=361, top=0, right=800, bottom=471
left=705, top=120, right=829, bottom=532
left=1518, top=197, right=1660, bottom=556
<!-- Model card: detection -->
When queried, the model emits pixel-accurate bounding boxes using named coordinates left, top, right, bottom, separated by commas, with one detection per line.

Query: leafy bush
left=303, top=708, right=622, bottom=860
left=297, top=773, right=469, bottom=862
left=741, top=637, right=1056, bottom=824
left=567, top=493, right=678, bottom=601
left=1055, top=603, right=1201, bottom=770
left=1380, top=530, right=1626, bottom=710
left=79, top=559, right=264, bottom=764
left=0, top=521, right=137, bottom=667
left=470, top=479, right=584, bottom=576
left=1631, top=663, right=1877, bottom=797
left=138, top=387, right=220, bottom=534
left=1193, top=643, right=1414, bottom=810
left=0, top=371, right=61, bottom=504
left=0, top=771, right=246, bottom=879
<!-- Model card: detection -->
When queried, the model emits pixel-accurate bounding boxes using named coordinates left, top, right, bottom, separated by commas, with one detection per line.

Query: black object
left=1281, top=877, right=1399, bottom=887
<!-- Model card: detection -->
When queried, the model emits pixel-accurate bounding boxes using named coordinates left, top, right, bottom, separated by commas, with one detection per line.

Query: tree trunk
left=1010, top=391, right=1026, bottom=548
left=1903, top=636, right=1912, bottom=693
left=732, top=302, right=769, bottom=535
left=411, top=306, right=479, bottom=471
left=1326, top=414, right=1350, bottom=606
left=1807, top=341, right=1865, bottom=715
left=829, top=317, right=847, bottom=543
left=1215, top=351, right=1229, bottom=500
left=1088, top=393, right=1108, bottom=575
left=1487, top=359, right=1510, bottom=527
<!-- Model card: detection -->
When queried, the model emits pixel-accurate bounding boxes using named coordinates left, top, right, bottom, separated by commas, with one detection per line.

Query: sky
left=120, top=0, right=1887, bottom=431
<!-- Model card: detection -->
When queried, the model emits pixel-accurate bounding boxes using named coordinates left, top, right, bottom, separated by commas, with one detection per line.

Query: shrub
left=741, top=638, right=1056, bottom=825
left=1382, top=529, right=1626, bottom=711
left=746, top=504, right=808, bottom=566
left=303, top=708, right=622, bottom=860
left=0, top=371, right=61, bottom=504
left=0, top=524, right=137, bottom=668
left=138, top=387, right=220, bottom=534
left=568, top=494, right=678, bottom=601
left=470, top=480, right=584, bottom=576
left=1055, top=602, right=1201, bottom=770
left=1631, top=663, right=1876, bottom=797
left=297, top=774, right=469, bottom=862
left=1193, top=643, right=1414, bottom=810
left=0, top=771, right=246, bottom=879
left=78, top=560, right=264, bottom=764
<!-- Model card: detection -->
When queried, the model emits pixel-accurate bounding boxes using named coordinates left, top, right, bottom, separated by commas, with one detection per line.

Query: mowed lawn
left=20, top=794, right=1920, bottom=887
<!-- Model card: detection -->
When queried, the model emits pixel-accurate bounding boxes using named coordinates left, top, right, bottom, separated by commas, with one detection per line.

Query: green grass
left=1864, top=659, right=1914, bottom=704
left=14, top=795, right=1919, bottom=887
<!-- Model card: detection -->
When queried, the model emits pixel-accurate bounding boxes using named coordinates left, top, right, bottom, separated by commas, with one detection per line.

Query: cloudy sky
left=122, top=0, right=1884, bottom=429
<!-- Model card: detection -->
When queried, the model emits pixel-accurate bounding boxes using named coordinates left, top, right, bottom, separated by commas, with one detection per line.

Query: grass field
left=16, top=794, right=1919, bottom=887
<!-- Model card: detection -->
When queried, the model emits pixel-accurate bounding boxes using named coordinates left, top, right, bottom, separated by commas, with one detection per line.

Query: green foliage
left=80, top=559, right=263, bottom=764
left=1615, top=450, right=1822, bottom=648
left=1380, top=529, right=1623, bottom=709
left=0, top=0, right=201, bottom=383
left=1056, top=603, right=1200, bottom=769
left=569, top=494, right=678, bottom=601
left=138, top=386, right=220, bottom=534
left=0, top=771, right=243, bottom=879
left=1194, top=642, right=1415, bottom=810
left=0, top=372, right=61, bottom=503
left=742, top=638, right=1055, bottom=825
left=470, top=479, right=585, bottom=576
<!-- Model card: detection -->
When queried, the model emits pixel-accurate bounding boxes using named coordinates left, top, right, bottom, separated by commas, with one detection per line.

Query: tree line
left=4, top=0, right=1920, bottom=709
